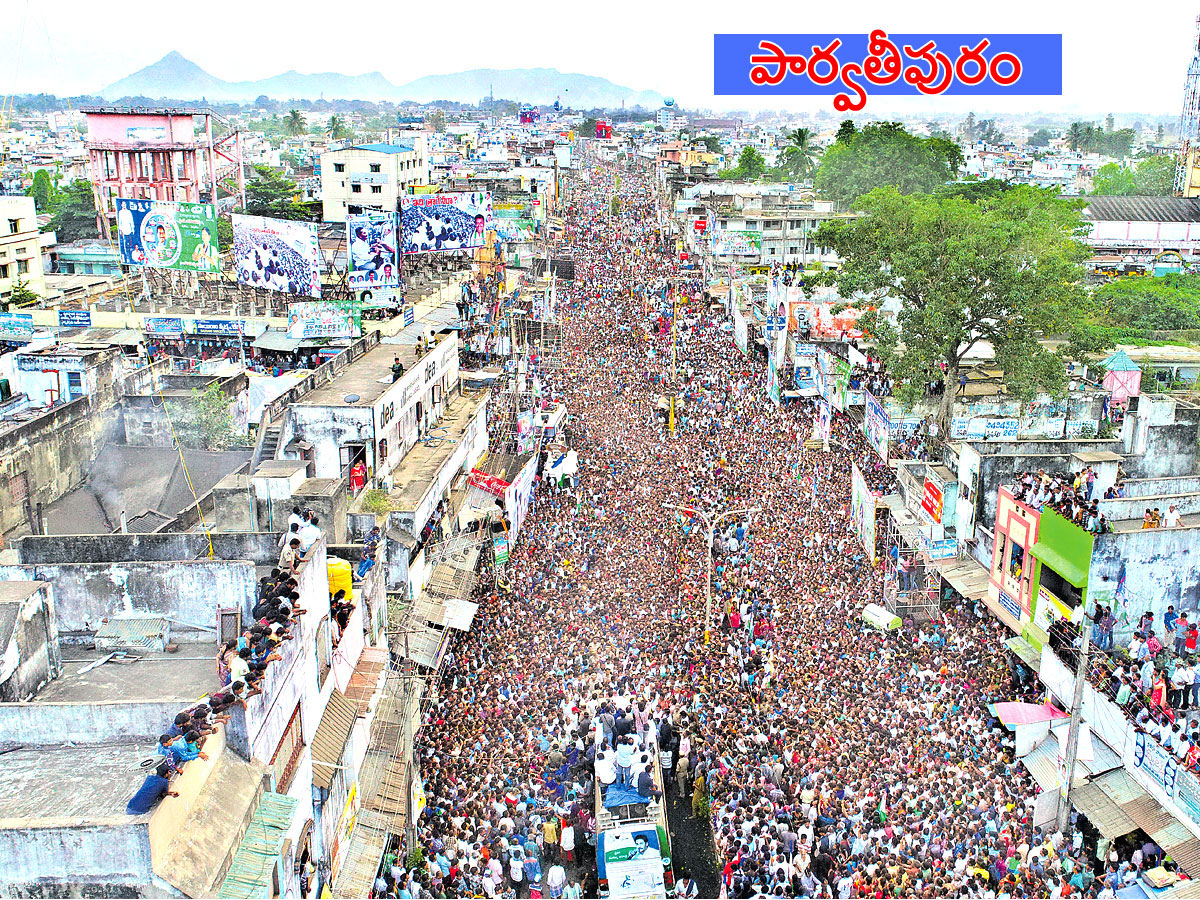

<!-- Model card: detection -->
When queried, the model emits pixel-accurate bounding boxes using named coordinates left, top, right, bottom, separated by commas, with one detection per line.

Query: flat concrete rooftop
left=0, top=743, right=150, bottom=821
left=38, top=643, right=219, bottom=704
left=297, top=341, right=425, bottom=408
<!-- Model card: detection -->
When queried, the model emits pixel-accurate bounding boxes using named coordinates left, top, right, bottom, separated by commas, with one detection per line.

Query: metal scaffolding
left=881, top=512, right=940, bottom=623
left=1177, top=14, right=1200, bottom=196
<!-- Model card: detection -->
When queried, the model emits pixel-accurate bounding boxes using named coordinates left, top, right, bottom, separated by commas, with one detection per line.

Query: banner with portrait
left=864, top=392, right=890, bottom=462
left=233, top=215, right=321, bottom=297
left=347, top=212, right=400, bottom=291
left=712, top=229, right=761, bottom=257
left=400, top=191, right=494, bottom=253
left=116, top=199, right=219, bottom=272
left=286, top=300, right=361, bottom=340
left=851, top=463, right=877, bottom=563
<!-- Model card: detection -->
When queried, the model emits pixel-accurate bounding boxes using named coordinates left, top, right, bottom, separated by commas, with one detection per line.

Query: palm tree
left=781, top=127, right=818, bottom=183
left=328, top=115, right=350, bottom=141
left=284, top=109, right=305, bottom=137
left=1067, top=122, right=1084, bottom=152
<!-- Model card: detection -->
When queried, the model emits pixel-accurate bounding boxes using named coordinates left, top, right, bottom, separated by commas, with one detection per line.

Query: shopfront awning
left=311, top=689, right=358, bottom=790
left=252, top=330, right=302, bottom=353
left=1030, top=540, right=1089, bottom=587
left=1070, top=779, right=1140, bottom=839
left=397, top=622, right=446, bottom=669
left=1004, top=635, right=1043, bottom=671
left=217, top=792, right=300, bottom=899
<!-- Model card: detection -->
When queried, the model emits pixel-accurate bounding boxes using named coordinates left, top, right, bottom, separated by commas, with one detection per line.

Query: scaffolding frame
left=881, top=514, right=940, bottom=623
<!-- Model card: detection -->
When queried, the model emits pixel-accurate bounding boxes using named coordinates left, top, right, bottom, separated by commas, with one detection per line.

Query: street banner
left=400, top=191, right=494, bottom=253
left=286, top=301, right=362, bottom=340
left=851, top=463, right=877, bottom=563
left=347, top=212, right=400, bottom=290
left=469, top=467, right=510, bottom=497
left=864, top=391, right=890, bottom=462
left=233, top=214, right=321, bottom=297
left=116, top=198, right=219, bottom=272
left=712, top=229, right=762, bottom=256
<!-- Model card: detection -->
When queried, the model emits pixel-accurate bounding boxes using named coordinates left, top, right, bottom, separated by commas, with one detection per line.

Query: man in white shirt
left=1165, top=505, right=1183, bottom=528
left=298, top=515, right=322, bottom=552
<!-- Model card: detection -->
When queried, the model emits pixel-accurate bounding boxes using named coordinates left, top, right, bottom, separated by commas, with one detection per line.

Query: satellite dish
left=344, top=394, right=360, bottom=404
left=664, top=97, right=676, bottom=108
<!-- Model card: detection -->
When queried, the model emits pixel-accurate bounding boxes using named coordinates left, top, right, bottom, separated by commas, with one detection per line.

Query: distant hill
left=99, top=52, right=664, bottom=108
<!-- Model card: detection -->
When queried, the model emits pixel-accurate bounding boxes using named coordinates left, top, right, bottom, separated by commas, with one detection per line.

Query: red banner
left=921, top=477, right=944, bottom=524
left=469, top=468, right=511, bottom=497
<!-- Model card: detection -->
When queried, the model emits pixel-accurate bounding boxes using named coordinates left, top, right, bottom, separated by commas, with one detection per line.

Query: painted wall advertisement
left=233, top=214, right=322, bottom=297
left=144, top=316, right=184, bottom=337
left=347, top=212, right=400, bottom=290
left=0, top=311, right=35, bottom=338
left=851, top=463, right=877, bottom=563
left=712, top=229, right=762, bottom=256
left=115, top=198, right=219, bottom=272
left=286, top=301, right=362, bottom=339
left=864, top=391, right=890, bottom=462
left=400, top=191, right=494, bottom=253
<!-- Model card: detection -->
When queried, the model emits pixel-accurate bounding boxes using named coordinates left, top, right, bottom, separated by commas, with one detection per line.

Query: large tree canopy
left=813, top=186, right=1092, bottom=433
left=814, top=122, right=961, bottom=204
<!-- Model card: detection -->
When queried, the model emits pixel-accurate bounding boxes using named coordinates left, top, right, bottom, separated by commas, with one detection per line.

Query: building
left=320, top=142, right=429, bottom=223
left=1082, top=195, right=1200, bottom=259
left=52, top=239, right=123, bottom=276
left=0, top=196, right=46, bottom=303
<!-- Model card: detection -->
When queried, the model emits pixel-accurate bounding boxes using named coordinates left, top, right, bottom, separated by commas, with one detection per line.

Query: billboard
left=400, top=191, right=494, bottom=253
left=145, top=316, right=184, bottom=337
left=816, top=398, right=832, bottom=442
left=493, top=216, right=536, bottom=243
left=347, top=212, right=400, bottom=291
left=712, top=229, right=762, bottom=256
left=921, top=476, right=945, bottom=525
left=115, top=199, right=219, bottom=272
left=732, top=304, right=748, bottom=356
left=0, top=311, right=35, bottom=339
left=851, top=463, right=877, bottom=563
left=864, top=392, right=890, bottom=462
left=58, top=309, right=92, bottom=328
left=233, top=214, right=321, bottom=297
left=286, top=301, right=361, bottom=340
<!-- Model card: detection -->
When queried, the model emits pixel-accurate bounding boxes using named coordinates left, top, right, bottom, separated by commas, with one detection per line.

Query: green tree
left=736, top=146, right=766, bottom=180
left=1157, top=123, right=1165, bottom=143
left=1028, top=128, right=1054, bottom=148
left=244, top=165, right=308, bottom=220
left=216, top=215, right=234, bottom=251
left=780, top=127, right=818, bottom=183
left=936, top=180, right=1015, bottom=203
left=25, top=169, right=57, bottom=214
left=834, top=119, right=857, bottom=144
left=284, top=109, right=306, bottom=136
left=610, top=196, right=620, bottom=217
left=327, top=115, right=351, bottom=140
left=977, top=119, right=1005, bottom=145
left=168, top=382, right=241, bottom=450
left=814, top=122, right=960, bottom=203
left=46, top=180, right=99, bottom=242
left=813, top=185, right=1091, bottom=434
left=1092, top=274, right=1200, bottom=332
left=427, top=110, right=446, bottom=134
left=1134, top=154, right=1176, bottom=194
left=698, top=134, right=721, bottom=154
left=1105, top=113, right=1115, bottom=133
left=961, top=111, right=977, bottom=143
left=1067, top=122, right=1084, bottom=151
left=5, top=279, right=40, bottom=310
left=1092, top=163, right=1137, bottom=195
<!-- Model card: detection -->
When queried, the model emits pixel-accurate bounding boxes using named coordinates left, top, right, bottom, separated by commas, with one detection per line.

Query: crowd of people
left=370, top=154, right=1183, bottom=899
left=1009, top=469, right=1116, bottom=534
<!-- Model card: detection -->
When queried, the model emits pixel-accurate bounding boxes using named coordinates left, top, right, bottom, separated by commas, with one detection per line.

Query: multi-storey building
left=320, top=141, right=429, bottom=223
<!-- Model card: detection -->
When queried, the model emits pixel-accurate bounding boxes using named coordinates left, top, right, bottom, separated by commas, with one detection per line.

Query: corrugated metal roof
left=1084, top=196, right=1200, bottom=224
left=94, top=615, right=169, bottom=651
left=1164, top=835, right=1200, bottom=880
left=1071, top=780, right=1139, bottom=838
left=217, top=792, right=300, bottom=899
left=311, top=689, right=358, bottom=790
left=1102, top=350, right=1142, bottom=373
left=344, top=647, right=387, bottom=717
left=1094, top=769, right=1152, bottom=806
left=1020, top=740, right=1061, bottom=791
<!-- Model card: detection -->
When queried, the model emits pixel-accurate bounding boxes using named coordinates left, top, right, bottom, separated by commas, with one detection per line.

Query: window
left=351, top=184, right=361, bottom=193
left=370, top=163, right=381, bottom=173
left=334, top=163, right=345, bottom=172
left=1039, top=563, right=1083, bottom=608
left=0, top=264, right=8, bottom=279
left=1008, top=540, right=1025, bottom=580
left=7, top=219, right=18, bottom=235
left=371, top=185, right=382, bottom=194
left=16, top=259, right=28, bottom=275
left=270, top=704, right=304, bottom=792
left=67, top=372, right=83, bottom=399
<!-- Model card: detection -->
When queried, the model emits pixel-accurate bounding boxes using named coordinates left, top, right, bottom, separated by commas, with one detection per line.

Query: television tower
left=1175, top=14, right=1200, bottom=196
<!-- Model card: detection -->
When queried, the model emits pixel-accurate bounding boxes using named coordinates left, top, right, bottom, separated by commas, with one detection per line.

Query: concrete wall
left=0, top=583, right=60, bottom=702
left=283, top=405, right=374, bottom=482
left=0, top=823, right=156, bottom=898
left=293, top=479, right=349, bottom=546
left=1089, top=526, right=1200, bottom=642
left=1121, top=476, right=1200, bottom=497
left=0, top=560, right=256, bottom=640
left=0, top=395, right=120, bottom=537
left=1127, top=422, right=1200, bottom=478
left=0, top=701, right=181, bottom=750
left=1099, top=492, right=1200, bottom=522
left=17, top=532, right=282, bottom=567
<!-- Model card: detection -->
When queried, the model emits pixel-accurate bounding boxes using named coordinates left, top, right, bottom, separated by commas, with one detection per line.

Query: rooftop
left=335, top=142, right=416, bottom=155
left=0, top=743, right=151, bottom=823
left=35, top=643, right=219, bottom=704
left=297, top=339, right=435, bottom=407
left=1083, top=196, right=1200, bottom=224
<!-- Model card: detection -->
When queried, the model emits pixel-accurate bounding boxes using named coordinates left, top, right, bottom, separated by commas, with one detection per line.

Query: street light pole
left=663, top=503, right=762, bottom=642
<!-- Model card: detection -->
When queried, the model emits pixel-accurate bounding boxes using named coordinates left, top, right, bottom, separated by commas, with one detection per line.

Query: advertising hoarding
left=145, top=316, right=184, bottom=337
left=347, top=212, right=400, bottom=291
left=233, top=214, right=321, bottom=297
left=58, top=309, right=92, bottom=328
left=192, top=319, right=244, bottom=337
left=0, top=311, right=35, bottom=339
left=400, top=191, right=494, bottom=253
left=286, top=301, right=361, bottom=340
left=712, top=229, right=762, bottom=256
left=116, top=199, right=219, bottom=272
left=851, top=463, right=877, bottom=563
left=921, top=476, right=945, bottom=525
left=864, top=392, right=890, bottom=462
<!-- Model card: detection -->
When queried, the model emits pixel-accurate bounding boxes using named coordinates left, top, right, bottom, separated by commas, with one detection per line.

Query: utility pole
left=663, top=503, right=761, bottom=643
left=1056, top=614, right=1093, bottom=833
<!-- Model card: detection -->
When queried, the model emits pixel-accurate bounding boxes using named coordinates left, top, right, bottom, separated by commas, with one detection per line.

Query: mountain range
left=100, top=52, right=666, bottom=109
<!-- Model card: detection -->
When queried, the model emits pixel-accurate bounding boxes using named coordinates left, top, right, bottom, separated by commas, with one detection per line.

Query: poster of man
left=233, top=215, right=322, bottom=297
left=347, top=212, right=399, bottom=289
left=400, top=191, right=494, bottom=253
left=286, top=301, right=361, bottom=340
left=116, top=199, right=219, bottom=272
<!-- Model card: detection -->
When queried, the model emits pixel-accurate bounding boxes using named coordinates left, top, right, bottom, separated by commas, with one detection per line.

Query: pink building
left=1101, top=350, right=1143, bottom=409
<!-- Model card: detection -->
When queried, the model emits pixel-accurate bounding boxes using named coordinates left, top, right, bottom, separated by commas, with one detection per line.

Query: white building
left=320, top=141, right=429, bottom=223
left=0, top=195, right=47, bottom=303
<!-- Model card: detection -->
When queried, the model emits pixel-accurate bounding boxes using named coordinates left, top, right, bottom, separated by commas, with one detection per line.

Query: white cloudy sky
left=3, top=0, right=1198, bottom=118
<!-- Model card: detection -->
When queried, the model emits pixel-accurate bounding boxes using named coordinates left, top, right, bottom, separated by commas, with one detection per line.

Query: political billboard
left=851, top=463, right=877, bottom=563
left=493, top=216, right=536, bottom=243
left=233, top=214, right=321, bottom=297
left=400, top=191, right=494, bottom=253
left=347, top=212, right=400, bottom=291
left=115, top=199, right=219, bottom=272
left=712, top=229, right=762, bottom=257
left=864, top=392, right=890, bottom=462
left=286, top=301, right=361, bottom=340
